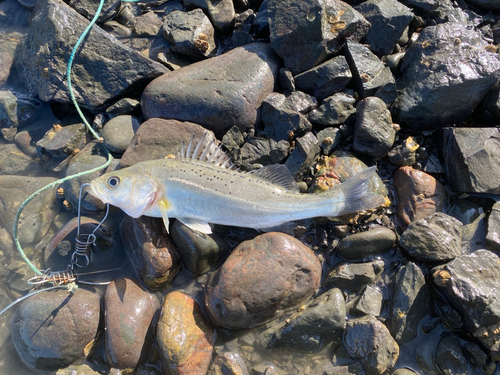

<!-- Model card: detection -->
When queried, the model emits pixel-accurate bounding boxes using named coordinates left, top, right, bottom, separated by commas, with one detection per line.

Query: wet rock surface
left=204, top=232, right=322, bottom=329
left=323, top=259, right=385, bottom=291
left=11, top=288, right=100, bottom=371
left=104, top=277, right=160, bottom=370
left=337, top=227, right=396, bottom=260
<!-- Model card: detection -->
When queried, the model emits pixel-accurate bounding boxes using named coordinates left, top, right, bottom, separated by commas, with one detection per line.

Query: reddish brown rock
left=204, top=232, right=322, bottom=329
left=158, top=291, right=214, bottom=375
left=393, top=166, right=445, bottom=228
left=120, top=216, right=180, bottom=290
left=104, top=277, right=160, bottom=370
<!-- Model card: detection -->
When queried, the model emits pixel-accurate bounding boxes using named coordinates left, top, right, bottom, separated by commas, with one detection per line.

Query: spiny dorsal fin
left=177, top=131, right=237, bottom=170
left=248, top=164, right=300, bottom=193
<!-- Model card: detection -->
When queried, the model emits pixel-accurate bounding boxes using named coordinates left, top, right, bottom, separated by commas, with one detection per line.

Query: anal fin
left=158, top=198, right=170, bottom=234
left=177, top=217, right=212, bottom=234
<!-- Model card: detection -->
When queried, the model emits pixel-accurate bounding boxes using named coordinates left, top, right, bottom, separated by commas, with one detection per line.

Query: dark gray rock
left=0, top=143, right=45, bottom=176
left=284, top=132, right=320, bottom=180
left=355, top=0, right=413, bottom=56
left=251, top=0, right=269, bottom=38
left=486, top=202, right=500, bottom=253
left=436, top=336, right=468, bottom=375
left=101, top=20, right=132, bottom=39
left=462, top=342, right=492, bottom=374
left=433, top=250, right=500, bottom=360
left=102, top=115, right=140, bottom=154
left=392, top=23, right=500, bottom=129
left=316, top=127, right=342, bottom=155
left=353, top=96, right=395, bottom=158
left=204, top=232, right=322, bottom=329
left=428, top=0, right=481, bottom=25
left=337, top=227, right=396, bottom=260
left=398, top=0, right=435, bottom=11
left=11, top=288, right=100, bottom=371
left=209, top=352, right=249, bottom=375
left=387, top=262, right=430, bottom=345
left=69, top=0, right=120, bottom=24
left=434, top=298, right=463, bottom=330
left=279, top=67, right=295, bottom=92
left=141, top=43, right=280, bottom=138
left=162, top=9, right=216, bottom=59
left=307, top=92, right=356, bottom=126
left=134, top=11, right=163, bottom=37
left=294, top=56, right=352, bottom=101
left=388, top=137, right=419, bottom=166
left=323, top=259, right=384, bottom=291
left=20, top=0, right=167, bottom=109
left=350, top=285, right=383, bottom=316
left=222, top=125, right=245, bottom=151
left=344, top=40, right=396, bottom=103
left=256, top=288, right=345, bottom=351
left=484, top=85, right=500, bottom=120
left=466, top=0, right=500, bottom=9
left=441, top=127, right=500, bottom=194
left=400, top=213, right=463, bottom=262
left=105, top=98, right=141, bottom=118
left=343, top=315, right=399, bottom=375
left=268, top=0, right=370, bottom=74
left=261, top=91, right=317, bottom=141
left=171, top=220, right=231, bottom=275
left=184, top=0, right=235, bottom=35
left=240, top=136, right=290, bottom=166
left=0, top=90, right=43, bottom=141
left=120, top=216, right=180, bottom=290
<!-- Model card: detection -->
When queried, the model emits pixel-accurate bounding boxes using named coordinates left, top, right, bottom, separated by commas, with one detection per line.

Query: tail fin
left=326, top=166, right=386, bottom=216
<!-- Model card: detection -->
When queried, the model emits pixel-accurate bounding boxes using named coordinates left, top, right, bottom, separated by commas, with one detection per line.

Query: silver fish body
left=89, top=135, right=385, bottom=234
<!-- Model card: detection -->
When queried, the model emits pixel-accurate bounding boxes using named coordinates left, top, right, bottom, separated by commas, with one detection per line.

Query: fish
left=89, top=133, right=386, bottom=234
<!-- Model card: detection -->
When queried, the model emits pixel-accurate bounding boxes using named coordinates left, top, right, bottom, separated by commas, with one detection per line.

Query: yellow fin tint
left=158, top=198, right=170, bottom=233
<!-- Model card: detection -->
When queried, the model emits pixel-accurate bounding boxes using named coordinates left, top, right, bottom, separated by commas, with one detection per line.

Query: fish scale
left=89, top=134, right=386, bottom=234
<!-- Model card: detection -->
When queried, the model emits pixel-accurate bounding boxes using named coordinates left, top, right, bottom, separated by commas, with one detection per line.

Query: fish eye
left=107, top=176, right=121, bottom=189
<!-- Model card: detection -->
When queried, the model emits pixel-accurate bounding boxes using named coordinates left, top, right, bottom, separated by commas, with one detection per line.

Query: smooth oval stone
left=104, top=277, right=160, bottom=370
left=102, top=115, right=140, bottom=154
left=158, top=291, right=214, bottom=375
left=337, top=227, right=396, bottom=260
left=141, top=43, right=280, bottom=137
left=204, top=232, right=322, bottom=329
left=11, top=288, right=100, bottom=371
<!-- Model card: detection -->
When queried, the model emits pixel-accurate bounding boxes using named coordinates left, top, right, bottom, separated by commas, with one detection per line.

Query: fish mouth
left=88, top=180, right=109, bottom=203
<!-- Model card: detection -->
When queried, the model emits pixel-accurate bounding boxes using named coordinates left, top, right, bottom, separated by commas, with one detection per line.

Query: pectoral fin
left=177, top=217, right=212, bottom=234
left=158, top=198, right=170, bottom=234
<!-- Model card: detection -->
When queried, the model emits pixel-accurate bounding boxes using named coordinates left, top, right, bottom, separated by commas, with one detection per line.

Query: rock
left=184, top=0, right=235, bottom=35
left=268, top=0, right=370, bottom=74
left=344, top=40, right=397, bottom=103
left=102, top=115, right=140, bottom=154
left=105, top=278, right=160, bottom=370
left=462, top=342, right=492, bottom=374
left=261, top=91, right=316, bottom=141
left=393, top=166, right=446, bottom=228
left=0, top=90, right=43, bottom=141
left=102, top=20, right=132, bottom=38
left=256, top=288, right=345, bottom=351
left=343, top=315, right=399, bottom=375
left=134, top=11, right=163, bottom=37
left=14, top=130, right=42, bottom=159
left=56, top=364, right=102, bottom=375
left=323, top=259, right=385, bottom=291
left=158, top=291, right=214, bottom=375
left=465, top=0, right=500, bottom=9
left=170, top=220, right=231, bottom=275
left=433, top=250, right=500, bottom=359
left=351, top=285, right=384, bottom=316
left=392, top=370, right=419, bottom=375
left=239, top=136, right=290, bottom=166
left=11, top=288, right=100, bottom=371
left=316, top=127, right=342, bottom=155
left=387, top=136, right=419, bottom=166
left=427, top=0, right=481, bottom=25
left=486, top=202, right=500, bottom=252
left=436, top=336, right=468, bottom=375
left=204, top=232, right=321, bottom=329
left=354, top=0, right=413, bottom=56
left=387, top=262, right=430, bottom=345
left=120, top=119, right=216, bottom=168
left=106, top=98, right=141, bottom=118
left=208, top=352, right=249, bottom=375
left=294, top=56, right=352, bottom=101
left=278, top=67, right=295, bottom=91
left=392, top=23, right=500, bottom=129
left=307, top=92, right=356, bottom=127
left=484, top=85, right=500, bottom=120
left=0, top=143, right=45, bottom=176
left=337, top=227, right=396, bottom=261
left=162, top=9, right=216, bottom=59
left=120, top=216, right=180, bottom=290
left=222, top=125, right=245, bottom=150
left=69, top=0, right=120, bottom=23
left=352, top=96, right=395, bottom=158
left=0, top=175, right=58, bottom=245
left=284, top=132, right=320, bottom=180
left=399, top=213, right=463, bottom=262
left=141, top=43, right=280, bottom=137
left=20, top=0, right=167, bottom=109
left=440, top=127, right=500, bottom=194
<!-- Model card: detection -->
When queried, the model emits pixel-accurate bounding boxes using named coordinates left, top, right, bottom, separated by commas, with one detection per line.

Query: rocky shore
left=1, top=0, right=500, bottom=374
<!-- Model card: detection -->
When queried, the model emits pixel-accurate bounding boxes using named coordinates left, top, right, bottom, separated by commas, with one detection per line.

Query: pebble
left=323, top=259, right=385, bottom=291
left=337, top=227, right=396, bottom=260
left=486, top=202, right=500, bottom=253
left=350, top=285, right=383, bottom=316
left=284, top=132, right=320, bottom=180
left=102, top=115, right=140, bottom=154
left=104, top=278, right=160, bottom=370
left=133, top=11, right=162, bottom=37
left=307, top=92, right=356, bottom=127
left=120, top=216, right=180, bottom=290
left=204, top=232, right=321, bottom=329
left=157, top=291, right=214, bottom=375
left=436, top=336, right=468, bottom=375
left=208, top=351, right=249, bottom=375
left=399, top=213, right=463, bottom=262
left=185, top=0, right=235, bottom=35
left=11, top=288, right=100, bottom=371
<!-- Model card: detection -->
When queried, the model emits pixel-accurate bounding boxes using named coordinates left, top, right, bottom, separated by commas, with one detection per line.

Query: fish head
left=89, top=166, right=160, bottom=218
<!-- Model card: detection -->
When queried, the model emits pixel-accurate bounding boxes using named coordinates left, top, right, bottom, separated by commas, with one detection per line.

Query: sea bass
left=89, top=133, right=386, bottom=234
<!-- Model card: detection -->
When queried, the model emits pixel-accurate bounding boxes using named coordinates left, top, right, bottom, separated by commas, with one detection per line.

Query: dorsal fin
left=177, top=132, right=237, bottom=170
left=248, top=164, right=300, bottom=192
